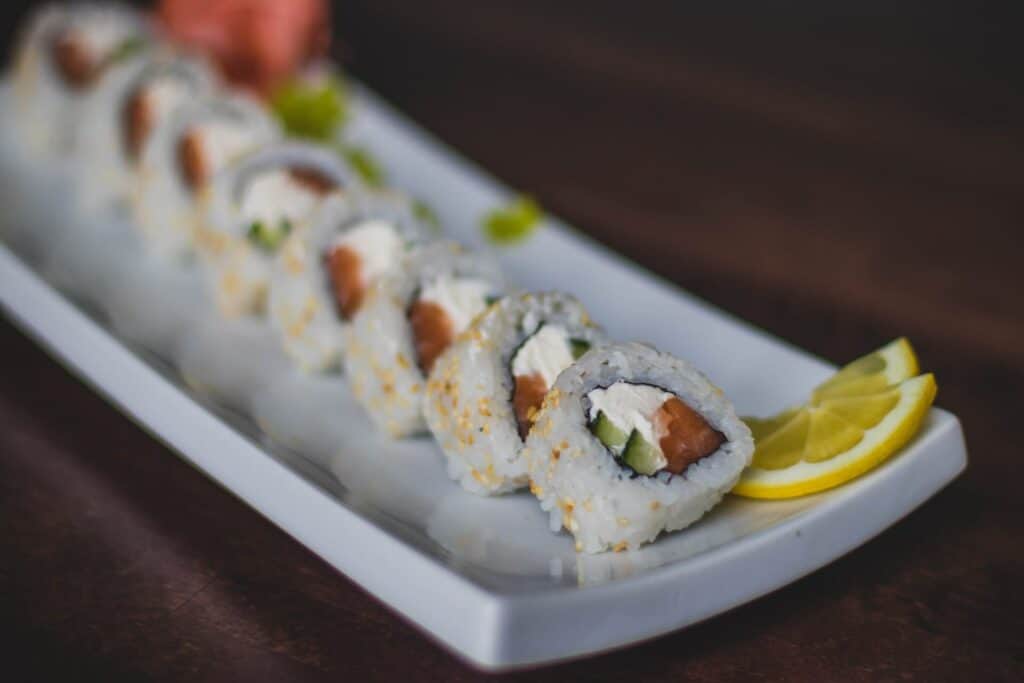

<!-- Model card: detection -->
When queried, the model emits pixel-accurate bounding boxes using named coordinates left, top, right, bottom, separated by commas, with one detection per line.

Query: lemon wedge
left=811, top=337, right=919, bottom=401
left=734, top=339, right=936, bottom=499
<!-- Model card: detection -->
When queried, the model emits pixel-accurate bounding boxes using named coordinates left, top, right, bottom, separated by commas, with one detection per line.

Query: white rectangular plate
left=0, top=82, right=966, bottom=671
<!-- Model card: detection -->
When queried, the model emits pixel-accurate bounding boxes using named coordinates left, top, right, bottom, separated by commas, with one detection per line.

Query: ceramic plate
left=0, top=82, right=967, bottom=670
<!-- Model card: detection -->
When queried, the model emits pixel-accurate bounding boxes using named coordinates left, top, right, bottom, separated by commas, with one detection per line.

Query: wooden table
left=3, top=2, right=1022, bottom=679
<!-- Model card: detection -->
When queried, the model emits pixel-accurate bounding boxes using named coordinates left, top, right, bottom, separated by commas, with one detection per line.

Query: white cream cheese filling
left=511, top=324, right=574, bottom=388
left=417, top=275, right=493, bottom=336
left=240, top=169, right=324, bottom=229
left=587, top=382, right=673, bottom=468
left=138, top=76, right=190, bottom=127
left=186, top=120, right=259, bottom=179
left=65, top=17, right=135, bottom=62
left=327, top=220, right=404, bottom=286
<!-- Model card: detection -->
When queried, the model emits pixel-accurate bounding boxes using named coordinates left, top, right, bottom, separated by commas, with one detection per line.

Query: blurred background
left=331, top=2, right=1024, bottom=367
left=3, top=1, right=1022, bottom=679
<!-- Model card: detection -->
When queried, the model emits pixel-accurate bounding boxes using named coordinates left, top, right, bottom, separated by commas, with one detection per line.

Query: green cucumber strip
left=106, top=38, right=145, bottom=66
left=569, top=338, right=590, bottom=360
left=590, top=411, right=628, bottom=449
left=622, top=429, right=662, bottom=476
left=247, top=218, right=292, bottom=251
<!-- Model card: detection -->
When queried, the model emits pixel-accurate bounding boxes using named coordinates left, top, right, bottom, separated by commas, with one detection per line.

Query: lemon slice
left=734, top=339, right=936, bottom=499
left=811, top=337, right=918, bottom=401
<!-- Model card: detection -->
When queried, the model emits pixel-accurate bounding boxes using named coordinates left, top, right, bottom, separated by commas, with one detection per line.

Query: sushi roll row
left=9, top=3, right=753, bottom=553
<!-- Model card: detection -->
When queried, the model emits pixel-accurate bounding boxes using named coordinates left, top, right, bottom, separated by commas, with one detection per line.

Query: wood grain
left=3, top=1, right=1023, bottom=680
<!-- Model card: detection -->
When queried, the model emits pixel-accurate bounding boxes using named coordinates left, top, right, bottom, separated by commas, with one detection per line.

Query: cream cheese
left=187, top=120, right=258, bottom=179
left=328, top=220, right=404, bottom=286
left=139, top=76, right=190, bottom=127
left=240, top=169, right=323, bottom=229
left=417, top=275, right=492, bottom=336
left=587, top=382, right=673, bottom=468
left=511, top=324, right=574, bottom=388
left=68, top=17, right=135, bottom=61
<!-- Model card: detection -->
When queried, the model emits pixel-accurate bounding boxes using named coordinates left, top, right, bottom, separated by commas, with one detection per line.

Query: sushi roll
left=268, top=190, right=435, bottom=372
left=345, top=241, right=506, bottom=438
left=134, top=93, right=280, bottom=259
left=524, top=342, right=753, bottom=553
left=11, top=3, right=151, bottom=157
left=75, top=51, right=215, bottom=213
left=197, top=141, right=362, bottom=316
left=424, top=292, right=605, bottom=495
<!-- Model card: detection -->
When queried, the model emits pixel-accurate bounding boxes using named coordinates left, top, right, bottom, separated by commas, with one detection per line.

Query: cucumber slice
left=106, top=37, right=146, bottom=66
left=247, top=218, right=292, bottom=251
left=590, top=411, right=628, bottom=449
left=569, top=338, right=590, bottom=360
left=622, top=429, right=663, bottom=475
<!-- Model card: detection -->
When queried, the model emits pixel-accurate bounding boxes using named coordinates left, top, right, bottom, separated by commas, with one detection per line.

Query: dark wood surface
left=3, top=2, right=1023, bottom=680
